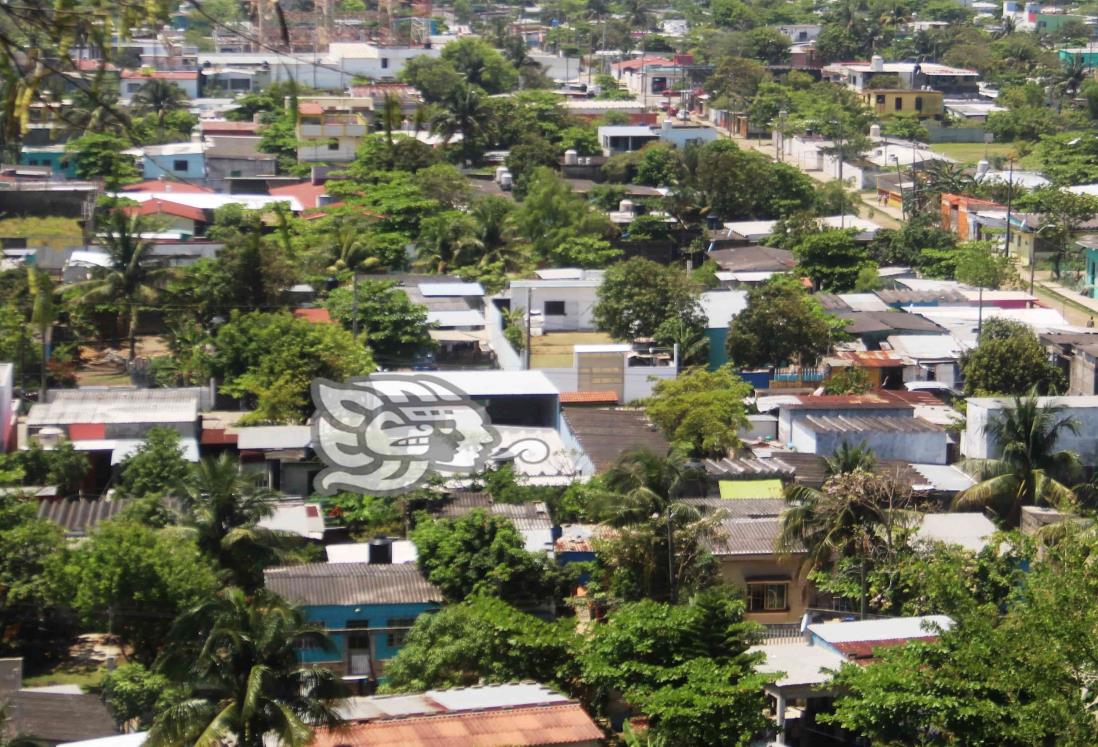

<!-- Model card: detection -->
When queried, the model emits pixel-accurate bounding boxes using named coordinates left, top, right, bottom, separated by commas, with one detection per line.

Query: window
left=544, top=301, right=566, bottom=316
left=328, top=138, right=340, bottom=151
left=915, top=96, right=923, bottom=112
left=894, top=97, right=903, bottom=111
left=172, top=159, right=189, bottom=172
left=876, top=94, right=885, bottom=105
left=230, top=169, right=242, bottom=177
left=746, top=582, right=789, bottom=612
left=381, top=57, right=389, bottom=69
left=386, top=617, right=417, bottom=647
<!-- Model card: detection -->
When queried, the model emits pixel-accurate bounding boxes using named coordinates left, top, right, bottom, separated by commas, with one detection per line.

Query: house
left=823, top=350, right=908, bottom=390
left=123, top=198, right=208, bottom=236
left=312, top=683, right=604, bottom=747
left=109, top=189, right=307, bottom=214
left=884, top=335, right=966, bottom=388
left=508, top=270, right=604, bottom=332
left=610, top=55, right=706, bottom=98
left=1, top=658, right=119, bottom=746
left=120, top=69, right=200, bottom=99
left=722, top=215, right=881, bottom=243
left=861, top=89, right=944, bottom=120
left=777, top=23, right=821, bottom=42
left=941, top=193, right=1007, bottom=241
left=597, top=119, right=719, bottom=156
left=776, top=392, right=916, bottom=443
left=263, top=562, right=443, bottom=681
left=24, top=388, right=206, bottom=494
left=963, top=395, right=1098, bottom=466
left=753, top=615, right=953, bottom=747
left=836, top=309, right=946, bottom=348
left=296, top=98, right=373, bottom=163
left=432, top=492, right=555, bottom=553
left=560, top=407, right=670, bottom=473
left=822, top=57, right=979, bottom=95
left=697, top=498, right=813, bottom=624
left=19, top=145, right=76, bottom=178
left=700, top=290, right=748, bottom=369
left=133, top=142, right=206, bottom=181
left=203, top=136, right=277, bottom=193
left=705, top=245, right=796, bottom=287
left=790, top=414, right=950, bottom=464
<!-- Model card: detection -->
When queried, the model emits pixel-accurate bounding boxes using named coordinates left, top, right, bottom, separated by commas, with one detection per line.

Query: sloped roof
left=310, top=703, right=604, bottom=747
left=125, top=198, right=206, bottom=223
left=36, top=497, right=128, bottom=536
left=263, top=563, right=442, bottom=606
left=270, top=180, right=328, bottom=209
left=561, top=408, right=670, bottom=473
left=6, top=690, right=119, bottom=744
left=708, top=517, right=801, bottom=556
left=120, top=178, right=213, bottom=194
left=707, top=244, right=796, bottom=272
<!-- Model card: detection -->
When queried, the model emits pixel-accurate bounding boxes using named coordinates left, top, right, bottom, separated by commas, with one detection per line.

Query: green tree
left=0, top=305, right=34, bottom=387
left=382, top=596, right=576, bottom=693
left=954, top=392, right=1082, bottom=527
left=325, top=280, right=433, bottom=363
left=551, top=235, right=622, bottom=268
left=180, top=454, right=300, bottom=590
left=206, top=311, right=375, bottom=424
left=431, top=84, right=490, bottom=164
left=961, top=318, right=1063, bottom=396
left=824, top=366, right=870, bottom=395
left=130, top=79, right=189, bottom=126
left=70, top=208, right=172, bottom=361
left=882, top=113, right=930, bottom=141
left=1015, top=186, right=1098, bottom=278
left=726, top=276, right=835, bottom=368
left=794, top=228, right=872, bottom=292
left=410, top=510, right=558, bottom=605
left=47, top=520, right=219, bottom=663
left=512, top=167, right=612, bottom=262
left=646, top=366, right=751, bottom=457
left=953, top=240, right=1015, bottom=289
left=148, top=589, right=343, bottom=747
left=116, top=426, right=191, bottom=498
left=634, top=142, right=686, bottom=187
left=440, top=37, right=519, bottom=94
left=64, top=133, right=139, bottom=188
left=578, top=592, right=769, bottom=747
left=401, top=57, right=465, bottom=104
left=593, top=257, right=698, bottom=340
left=100, top=662, right=184, bottom=730
left=693, top=140, right=814, bottom=219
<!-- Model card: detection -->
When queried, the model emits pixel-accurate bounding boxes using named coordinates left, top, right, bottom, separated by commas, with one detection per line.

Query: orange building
left=940, top=193, right=1005, bottom=241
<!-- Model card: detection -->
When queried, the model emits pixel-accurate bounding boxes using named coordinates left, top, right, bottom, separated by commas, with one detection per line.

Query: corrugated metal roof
left=311, top=703, right=603, bottom=747
left=236, top=425, right=311, bottom=450
left=800, top=415, right=944, bottom=434
left=560, top=408, right=669, bottom=473
left=683, top=497, right=785, bottom=518
left=36, top=497, right=128, bottom=536
left=809, top=615, right=953, bottom=644
left=708, top=517, right=799, bottom=556
left=28, top=389, right=200, bottom=426
left=263, top=563, right=442, bottom=606
left=418, top=282, right=485, bottom=297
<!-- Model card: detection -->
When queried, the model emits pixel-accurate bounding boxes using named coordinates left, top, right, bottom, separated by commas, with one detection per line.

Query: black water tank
left=368, top=537, right=393, bottom=565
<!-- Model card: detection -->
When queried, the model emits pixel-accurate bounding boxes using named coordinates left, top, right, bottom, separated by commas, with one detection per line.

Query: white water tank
left=976, top=159, right=990, bottom=178
left=619, top=199, right=635, bottom=214
left=499, top=171, right=513, bottom=190
left=870, top=55, right=885, bottom=72
left=564, top=149, right=578, bottom=165
left=870, top=123, right=881, bottom=138
left=494, top=165, right=508, bottom=183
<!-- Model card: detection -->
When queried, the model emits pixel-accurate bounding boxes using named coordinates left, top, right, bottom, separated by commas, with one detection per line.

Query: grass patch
left=0, top=216, right=83, bottom=249
left=529, top=331, right=614, bottom=368
left=929, top=142, right=1043, bottom=171
left=22, top=664, right=105, bottom=691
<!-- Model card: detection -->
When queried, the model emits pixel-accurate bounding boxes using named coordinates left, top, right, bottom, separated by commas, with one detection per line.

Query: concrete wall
left=1069, top=352, right=1098, bottom=396
left=739, top=414, right=778, bottom=442
left=485, top=301, right=524, bottom=371
left=716, top=555, right=812, bottom=625
left=777, top=405, right=912, bottom=444
left=963, top=397, right=1098, bottom=465
left=792, top=421, right=949, bottom=464
left=298, top=134, right=360, bottom=163
left=511, top=285, right=600, bottom=332
left=541, top=364, right=675, bottom=402
left=143, top=152, right=206, bottom=180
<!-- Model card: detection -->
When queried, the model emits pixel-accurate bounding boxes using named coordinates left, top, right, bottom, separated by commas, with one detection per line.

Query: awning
left=428, top=329, right=488, bottom=343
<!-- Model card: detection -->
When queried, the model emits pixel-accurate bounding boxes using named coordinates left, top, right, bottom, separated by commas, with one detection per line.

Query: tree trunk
left=859, top=559, right=868, bottom=619
left=127, top=303, right=138, bottom=363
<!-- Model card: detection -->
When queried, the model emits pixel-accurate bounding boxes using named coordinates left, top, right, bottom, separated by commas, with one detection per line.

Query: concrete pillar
left=774, top=692, right=788, bottom=747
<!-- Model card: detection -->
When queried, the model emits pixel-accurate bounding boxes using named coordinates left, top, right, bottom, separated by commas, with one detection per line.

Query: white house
left=509, top=269, right=604, bottom=332
left=962, top=395, right=1098, bottom=465
left=597, top=119, right=719, bottom=156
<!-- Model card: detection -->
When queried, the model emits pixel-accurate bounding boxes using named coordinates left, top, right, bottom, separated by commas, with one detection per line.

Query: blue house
left=138, top=142, right=206, bottom=182
left=264, top=561, right=442, bottom=682
left=19, top=145, right=76, bottom=178
left=699, top=290, right=747, bottom=369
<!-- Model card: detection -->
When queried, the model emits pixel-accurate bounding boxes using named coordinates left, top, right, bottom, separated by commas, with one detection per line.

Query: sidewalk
left=1035, top=279, right=1098, bottom=326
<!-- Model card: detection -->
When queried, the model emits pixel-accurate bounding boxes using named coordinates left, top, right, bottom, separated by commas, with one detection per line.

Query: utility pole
left=1004, top=158, right=1015, bottom=258
left=778, top=109, right=787, bottom=163
left=351, top=272, right=359, bottom=337
left=832, top=118, right=845, bottom=229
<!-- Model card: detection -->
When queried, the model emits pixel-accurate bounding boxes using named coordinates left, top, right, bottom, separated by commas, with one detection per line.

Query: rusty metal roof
left=263, top=563, right=442, bottom=606
left=311, top=702, right=604, bottom=746
left=35, top=497, right=128, bottom=536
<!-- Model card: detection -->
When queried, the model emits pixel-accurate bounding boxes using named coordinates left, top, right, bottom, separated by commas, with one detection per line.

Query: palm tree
left=325, top=213, right=382, bottom=273
left=623, top=0, right=653, bottom=31
left=27, top=268, right=57, bottom=395
left=954, top=393, right=1082, bottom=527
left=148, top=588, right=343, bottom=747
left=378, top=92, right=403, bottom=146
left=1055, top=53, right=1088, bottom=111
left=130, top=79, right=189, bottom=127
left=825, top=441, right=877, bottom=477
left=431, top=85, right=487, bottom=165
left=180, top=455, right=301, bottom=591
left=995, top=15, right=1017, bottom=39
left=654, top=316, right=708, bottom=367
left=71, top=209, right=172, bottom=362
left=66, top=86, right=131, bottom=136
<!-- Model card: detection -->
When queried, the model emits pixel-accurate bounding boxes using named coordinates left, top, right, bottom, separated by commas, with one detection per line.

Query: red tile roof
left=298, top=102, right=325, bottom=116
left=612, top=56, right=674, bottom=71
left=835, top=637, right=939, bottom=660
left=559, top=390, right=619, bottom=405
left=124, top=198, right=206, bottom=223
left=75, top=59, right=118, bottom=72
left=311, top=703, right=604, bottom=747
left=121, top=178, right=214, bottom=194
left=270, top=181, right=328, bottom=209
left=121, top=69, right=199, bottom=80
left=293, top=307, right=332, bottom=324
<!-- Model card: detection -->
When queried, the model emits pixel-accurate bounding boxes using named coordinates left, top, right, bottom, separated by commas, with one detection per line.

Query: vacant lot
left=0, top=216, right=83, bottom=248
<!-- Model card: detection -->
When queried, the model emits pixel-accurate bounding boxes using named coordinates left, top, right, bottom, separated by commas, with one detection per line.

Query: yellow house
left=692, top=496, right=814, bottom=624
left=861, top=89, right=944, bottom=120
